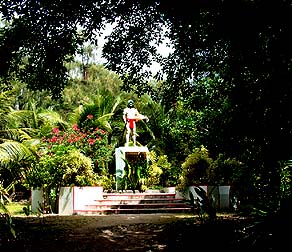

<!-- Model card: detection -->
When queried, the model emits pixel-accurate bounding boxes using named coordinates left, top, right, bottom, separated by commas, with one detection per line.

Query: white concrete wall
left=31, top=188, right=44, bottom=213
left=58, top=187, right=73, bottom=215
left=72, top=186, right=103, bottom=211
left=219, top=186, right=230, bottom=209
left=186, top=185, right=230, bottom=210
left=32, top=186, right=104, bottom=215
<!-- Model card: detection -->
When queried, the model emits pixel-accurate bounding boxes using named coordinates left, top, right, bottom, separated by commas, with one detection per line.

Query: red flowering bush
left=24, top=114, right=116, bottom=213
left=42, top=123, right=113, bottom=174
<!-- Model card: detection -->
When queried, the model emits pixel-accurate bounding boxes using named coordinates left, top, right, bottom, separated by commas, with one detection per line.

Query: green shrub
left=146, top=150, right=173, bottom=188
left=177, top=145, right=212, bottom=192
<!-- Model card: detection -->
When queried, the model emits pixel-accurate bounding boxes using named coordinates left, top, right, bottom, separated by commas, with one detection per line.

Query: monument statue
left=123, top=99, right=149, bottom=146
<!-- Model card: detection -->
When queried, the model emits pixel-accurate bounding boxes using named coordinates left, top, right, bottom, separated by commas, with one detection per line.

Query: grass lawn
left=5, top=201, right=30, bottom=216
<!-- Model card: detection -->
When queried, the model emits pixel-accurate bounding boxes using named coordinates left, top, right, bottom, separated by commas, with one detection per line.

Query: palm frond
left=8, top=109, right=34, bottom=123
left=38, top=111, right=69, bottom=129
left=0, top=128, right=32, bottom=142
left=95, top=113, right=114, bottom=131
left=0, top=141, right=35, bottom=167
left=9, top=106, right=68, bottom=131
left=111, top=96, right=121, bottom=114
left=0, top=89, right=15, bottom=113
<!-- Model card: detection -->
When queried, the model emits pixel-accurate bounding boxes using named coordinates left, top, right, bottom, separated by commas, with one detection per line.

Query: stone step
left=72, top=191, right=193, bottom=215
left=91, top=199, right=186, bottom=205
left=73, top=207, right=192, bottom=215
left=86, top=202, right=190, bottom=209
left=102, top=192, right=177, bottom=200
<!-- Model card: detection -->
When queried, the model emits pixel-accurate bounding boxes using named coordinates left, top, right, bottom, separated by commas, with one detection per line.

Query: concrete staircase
left=73, top=191, right=192, bottom=215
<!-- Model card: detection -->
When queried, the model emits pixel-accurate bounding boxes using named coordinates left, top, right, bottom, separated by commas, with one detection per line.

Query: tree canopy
left=1, top=0, right=292, bottom=170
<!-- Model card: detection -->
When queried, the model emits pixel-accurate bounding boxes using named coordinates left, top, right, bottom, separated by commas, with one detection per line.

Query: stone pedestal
left=115, top=146, right=149, bottom=190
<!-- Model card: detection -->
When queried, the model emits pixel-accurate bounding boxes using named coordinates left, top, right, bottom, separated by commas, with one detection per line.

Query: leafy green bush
left=177, top=145, right=245, bottom=191
left=26, top=147, right=99, bottom=189
left=146, top=150, right=173, bottom=188
left=176, top=145, right=212, bottom=192
left=280, top=160, right=292, bottom=200
left=209, top=154, right=245, bottom=185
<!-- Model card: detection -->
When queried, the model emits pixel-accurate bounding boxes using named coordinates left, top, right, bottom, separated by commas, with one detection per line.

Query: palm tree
left=0, top=88, right=31, bottom=238
left=68, top=88, right=121, bottom=143
left=0, top=89, right=35, bottom=166
left=0, top=90, right=68, bottom=200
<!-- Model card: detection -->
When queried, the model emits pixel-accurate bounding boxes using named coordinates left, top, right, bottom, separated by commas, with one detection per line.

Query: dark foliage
left=1, top=1, right=292, bottom=162
left=1, top=0, right=292, bottom=215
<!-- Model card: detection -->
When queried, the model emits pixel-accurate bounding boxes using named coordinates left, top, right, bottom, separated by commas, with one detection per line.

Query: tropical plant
left=68, top=88, right=121, bottom=144
left=36, top=152, right=95, bottom=213
left=63, top=63, right=123, bottom=115
left=0, top=87, right=71, bottom=204
left=120, top=153, right=149, bottom=193
left=40, top=125, right=113, bottom=174
left=0, top=88, right=40, bottom=199
left=20, top=118, right=115, bottom=213
left=280, top=160, right=292, bottom=201
left=0, top=200, right=16, bottom=241
left=177, top=145, right=213, bottom=193
left=146, top=150, right=173, bottom=188
left=188, top=186, right=217, bottom=222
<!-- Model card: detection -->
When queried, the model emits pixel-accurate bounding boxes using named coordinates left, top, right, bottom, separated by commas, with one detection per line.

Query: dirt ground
left=0, top=213, right=276, bottom=252
left=1, top=213, right=193, bottom=252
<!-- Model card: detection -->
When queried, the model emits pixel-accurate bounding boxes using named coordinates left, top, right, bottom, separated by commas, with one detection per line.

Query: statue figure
left=123, top=99, right=149, bottom=146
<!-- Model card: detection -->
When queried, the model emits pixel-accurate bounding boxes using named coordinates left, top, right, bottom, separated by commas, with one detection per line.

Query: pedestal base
left=115, top=146, right=149, bottom=190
